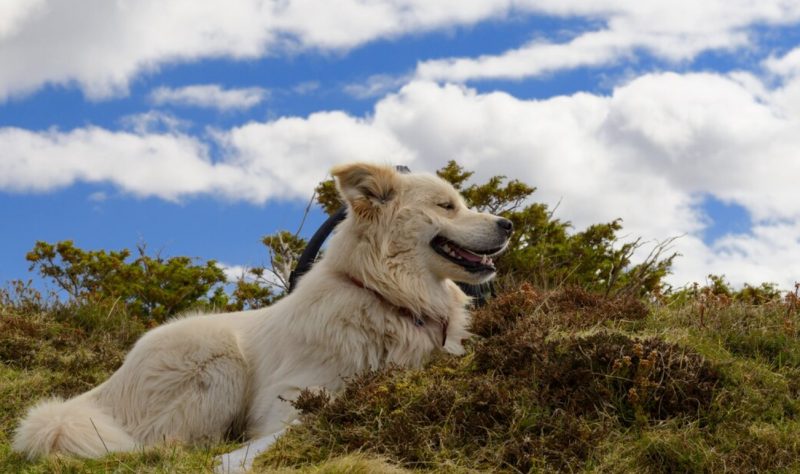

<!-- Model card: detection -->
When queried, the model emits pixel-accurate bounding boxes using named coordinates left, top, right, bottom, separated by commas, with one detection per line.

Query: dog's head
left=330, top=163, right=512, bottom=285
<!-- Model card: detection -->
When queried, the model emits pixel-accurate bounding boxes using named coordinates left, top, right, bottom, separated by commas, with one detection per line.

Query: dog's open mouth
left=430, top=235, right=504, bottom=273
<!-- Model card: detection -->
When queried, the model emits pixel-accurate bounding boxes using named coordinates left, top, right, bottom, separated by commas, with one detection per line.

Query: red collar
left=345, top=274, right=448, bottom=347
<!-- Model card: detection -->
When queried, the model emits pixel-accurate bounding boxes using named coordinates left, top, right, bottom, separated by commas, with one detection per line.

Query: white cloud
left=219, top=264, right=253, bottom=284
left=0, top=126, right=221, bottom=199
left=0, top=0, right=46, bottom=39
left=215, top=111, right=414, bottom=202
left=372, top=80, right=700, bottom=240
left=671, top=224, right=800, bottom=291
left=0, top=111, right=412, bottom=203
left=369, top=77, right=800, bottom=287
left=266, top=0, right=506, bottom=50
left=2, top=71, right=800, bottom=288
left=292, top=81, right=320, bottom=95
left=764, top=46, right=800, bottom=78
left=3, top=1, right=800, bottom=100
left=0, top=0, right=272, bottom=100
left=417, top=1, right=800, bottom=82
left=417, top=30, right=633, bottom=82
left=149, top=84, right=268, bottom=111
left=218, top=263, right=285, bottom=290
left=344, top=74, right=411, bottom=99
left=0, top=0, right=510, bottom=101
left=119, top=111, right=191, bottom=134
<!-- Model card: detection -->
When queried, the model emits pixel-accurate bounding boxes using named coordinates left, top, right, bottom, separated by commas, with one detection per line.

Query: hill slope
left=2, top=284, right=799, bottom=473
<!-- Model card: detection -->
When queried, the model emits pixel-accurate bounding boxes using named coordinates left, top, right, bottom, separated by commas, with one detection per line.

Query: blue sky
left=2, top=1, right=800, bottom=290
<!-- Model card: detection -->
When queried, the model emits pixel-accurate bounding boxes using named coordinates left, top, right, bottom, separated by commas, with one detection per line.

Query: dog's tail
left=12, top=393, right=136, bottom=459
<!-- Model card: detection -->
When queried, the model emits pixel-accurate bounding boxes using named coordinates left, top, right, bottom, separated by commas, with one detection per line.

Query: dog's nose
left=497, top=218, right=513, bottom=235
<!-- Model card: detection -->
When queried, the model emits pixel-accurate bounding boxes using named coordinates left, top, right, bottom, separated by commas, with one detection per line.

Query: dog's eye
left=437, top=202, right=455, bottom=211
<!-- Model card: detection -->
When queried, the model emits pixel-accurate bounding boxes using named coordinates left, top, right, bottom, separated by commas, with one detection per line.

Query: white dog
left=13, top=163, right=512, bottom=471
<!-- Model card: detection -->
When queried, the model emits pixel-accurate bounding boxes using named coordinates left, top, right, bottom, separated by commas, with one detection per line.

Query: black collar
left=344, top=274, right=448, bottom=347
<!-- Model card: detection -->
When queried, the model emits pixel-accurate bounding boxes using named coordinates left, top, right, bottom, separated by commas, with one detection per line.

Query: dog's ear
left=332, top=163, right=399, bottom=219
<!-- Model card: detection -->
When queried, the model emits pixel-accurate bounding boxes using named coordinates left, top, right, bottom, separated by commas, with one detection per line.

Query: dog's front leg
left=214, top=421, right=298, bottom=474
left=214, top=386, right=312, bottom=473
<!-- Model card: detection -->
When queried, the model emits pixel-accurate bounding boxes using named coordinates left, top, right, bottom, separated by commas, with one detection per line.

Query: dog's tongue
left=454, top=246, right=483, bottom=263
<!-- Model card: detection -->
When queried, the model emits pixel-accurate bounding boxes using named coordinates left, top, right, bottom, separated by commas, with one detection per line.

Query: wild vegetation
left=1, top=163, right=798, bottom=472
left=259, top=282, right=800, bottom=472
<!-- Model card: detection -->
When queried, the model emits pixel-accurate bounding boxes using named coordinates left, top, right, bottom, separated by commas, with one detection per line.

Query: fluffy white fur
left=13, top=163, right=510, bottom=470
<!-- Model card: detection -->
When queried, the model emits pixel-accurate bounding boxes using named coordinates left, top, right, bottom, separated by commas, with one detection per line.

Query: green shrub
left=26, top=241, right=229, bottom=322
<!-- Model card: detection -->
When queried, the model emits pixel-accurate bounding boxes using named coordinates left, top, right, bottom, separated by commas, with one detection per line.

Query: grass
left=2, top=282, right=799, bottom=472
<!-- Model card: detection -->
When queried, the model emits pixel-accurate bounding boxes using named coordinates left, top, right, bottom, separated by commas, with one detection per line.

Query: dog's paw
left=214, top=431, right=284, bottom=474
left=443, top=339, right=467, bottom=355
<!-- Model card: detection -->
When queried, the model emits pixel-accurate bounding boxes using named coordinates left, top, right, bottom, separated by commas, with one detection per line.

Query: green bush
left=26, top=241, right=229, bottom=322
